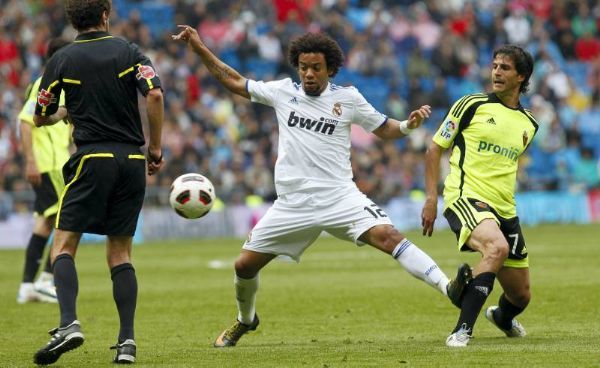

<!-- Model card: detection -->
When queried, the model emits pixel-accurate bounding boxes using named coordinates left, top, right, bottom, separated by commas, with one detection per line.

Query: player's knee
left=33, top=217, right=53, bottom=237
left=484, top=239, right=509, bottom=262
left=508, top=289, right=531, bottom=308
left=372, top=225, right=404, bottom=249
left=107, top=250, right=131, bottom=268
left=234, top=257, right=259, bottom=279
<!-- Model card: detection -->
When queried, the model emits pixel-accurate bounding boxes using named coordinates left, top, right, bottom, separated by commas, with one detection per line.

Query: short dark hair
left=65, top=0, right=111, bottom=31
left=46, top=38, right=70, bottom=59
left=288, top=33, right=344, bottom=77
left=493, top=45, right=534, bottom=94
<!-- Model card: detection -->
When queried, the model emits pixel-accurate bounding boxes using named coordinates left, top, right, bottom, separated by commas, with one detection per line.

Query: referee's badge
left=136, top=65, right=156, bottom=80
left=37, top=89, right=56, bottom=107
left=522, top=130, right=529, bottom=146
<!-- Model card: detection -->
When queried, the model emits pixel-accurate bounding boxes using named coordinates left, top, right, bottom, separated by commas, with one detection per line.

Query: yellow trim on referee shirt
left=41, top=80, right=60, bottom=116
left=118, top=63, right=142, bottom=78
left=145, top=77, right=154, bottom=89
left=128, top=154, right=145, bottom=159
left=118, top=66, right=135, bottom=78
left=118, top=63, right=155, bottom=88
left=55, top=153, right=114, bottom=227
left=62, top=78, right=81, bottom=85
left=74, top=35, right=114, bottom=43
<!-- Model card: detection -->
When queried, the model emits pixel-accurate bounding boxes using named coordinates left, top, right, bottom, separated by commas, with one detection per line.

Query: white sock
left=392, top=238, right=449, bottom=295
left=235, top=274, right=259, bottom=325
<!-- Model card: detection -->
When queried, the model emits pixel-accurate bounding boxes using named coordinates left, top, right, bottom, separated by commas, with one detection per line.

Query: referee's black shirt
left=35, top=31, right=161, bottom=147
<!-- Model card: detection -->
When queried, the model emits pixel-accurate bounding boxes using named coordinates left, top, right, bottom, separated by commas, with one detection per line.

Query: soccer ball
left=169, top=173, right=216, bottom=219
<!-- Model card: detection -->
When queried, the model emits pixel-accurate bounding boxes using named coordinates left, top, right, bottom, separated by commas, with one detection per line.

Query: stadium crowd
left=1, top=0, right=599, bottom=215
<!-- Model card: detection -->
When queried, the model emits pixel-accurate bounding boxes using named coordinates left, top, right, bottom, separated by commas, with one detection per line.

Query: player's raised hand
left=421, top=197, right=437, bottom=236
left=407, top=105, right=431, bottom=129
left=171, top=25, right=204, bottom=52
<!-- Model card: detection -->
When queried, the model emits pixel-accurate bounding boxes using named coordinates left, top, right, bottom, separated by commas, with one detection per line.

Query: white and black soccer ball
left=169, top=173, right=216, bottom=219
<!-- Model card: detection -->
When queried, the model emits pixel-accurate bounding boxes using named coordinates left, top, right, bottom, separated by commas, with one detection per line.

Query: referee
left=33, top=0, right=164, bottom=365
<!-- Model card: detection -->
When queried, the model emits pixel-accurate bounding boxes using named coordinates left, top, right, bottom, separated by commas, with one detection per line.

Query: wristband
left=399, top=120, right=413, bottom=135
left=148, top=152, right=163, bottom=164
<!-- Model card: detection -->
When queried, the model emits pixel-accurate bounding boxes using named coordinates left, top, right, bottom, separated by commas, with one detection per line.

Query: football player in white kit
left=173, top=27, right=471, bottom=347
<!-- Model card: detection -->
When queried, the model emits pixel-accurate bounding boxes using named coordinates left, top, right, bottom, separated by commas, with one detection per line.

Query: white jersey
left=247, top=78, right=387, bottom=195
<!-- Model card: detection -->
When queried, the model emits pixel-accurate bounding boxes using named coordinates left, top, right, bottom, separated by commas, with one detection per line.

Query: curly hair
left=65, top=0, right=111, bottom=31
left=288, top=33, right=345, bottom=77
left=493, top=45, right=534, bottom=94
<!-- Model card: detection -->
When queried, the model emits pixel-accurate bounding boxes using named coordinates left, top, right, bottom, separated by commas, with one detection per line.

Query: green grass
left=1, top=224, right=599, bottom=367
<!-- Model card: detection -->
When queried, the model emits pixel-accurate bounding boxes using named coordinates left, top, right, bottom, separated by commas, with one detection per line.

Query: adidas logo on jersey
left=289, top=97, right=299, bottom=105
left=486, top=117, right=496, bottom=125
left=287, top=111, right=338, bottom=135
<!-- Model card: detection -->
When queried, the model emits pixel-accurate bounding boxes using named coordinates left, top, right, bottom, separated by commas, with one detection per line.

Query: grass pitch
left=1, top=224, right=599, bottom=367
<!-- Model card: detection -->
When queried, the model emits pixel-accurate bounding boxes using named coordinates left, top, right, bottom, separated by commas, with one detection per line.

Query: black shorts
left=56, top=142, right=146, bottom=236
left=444, top=197, right=528, bottom=265
left=33, top=170, right=64, bottom=218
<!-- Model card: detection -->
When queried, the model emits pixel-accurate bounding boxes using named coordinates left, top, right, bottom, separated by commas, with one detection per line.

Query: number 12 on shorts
left=364, top=203, right=388, bottom=218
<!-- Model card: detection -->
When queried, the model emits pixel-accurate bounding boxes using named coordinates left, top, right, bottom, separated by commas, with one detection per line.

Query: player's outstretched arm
left=172, top=25, right=250, bottom=99
left=421, top=142, right=444, bottom=236
left=146, top=88, right=164, bottom=176
left=372, top=105, right=431, bottom=140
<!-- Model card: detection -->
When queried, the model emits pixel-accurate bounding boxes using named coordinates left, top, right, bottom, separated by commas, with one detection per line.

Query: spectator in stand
left=575, top=30, right=600, bottom=62
left=572, top=147, right=600, bottom=191
left=571, top=2, right=597, bottom=38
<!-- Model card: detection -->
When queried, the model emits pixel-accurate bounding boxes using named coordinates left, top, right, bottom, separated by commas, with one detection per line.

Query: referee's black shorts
left=56, top=142, right=146, bottom=236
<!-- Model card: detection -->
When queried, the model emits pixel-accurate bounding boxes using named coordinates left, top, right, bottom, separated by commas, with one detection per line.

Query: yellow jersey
left=433, top=93, right=538, bottom=218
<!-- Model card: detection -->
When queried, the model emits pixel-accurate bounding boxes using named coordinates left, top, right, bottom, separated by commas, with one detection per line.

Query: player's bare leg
left=447, top=219, right=507, bottom=347
left=214, top=250, right=276, bottom=347
left=485, top=267, right=529, bottom=337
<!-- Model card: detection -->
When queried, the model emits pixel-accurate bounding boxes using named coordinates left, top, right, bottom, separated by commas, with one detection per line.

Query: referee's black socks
left=53, top=253, right=79, bottom=327
left=111, top=263, right=137, bottom=343
left=452, top=272, right=496, bottom=333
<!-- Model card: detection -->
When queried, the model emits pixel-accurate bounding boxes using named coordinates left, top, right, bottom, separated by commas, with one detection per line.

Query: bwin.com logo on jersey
left=287, top=111, right=338, bottom=135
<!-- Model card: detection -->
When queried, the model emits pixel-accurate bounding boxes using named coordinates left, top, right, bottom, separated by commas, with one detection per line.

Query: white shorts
left=243, top=186, right=393, bottom=261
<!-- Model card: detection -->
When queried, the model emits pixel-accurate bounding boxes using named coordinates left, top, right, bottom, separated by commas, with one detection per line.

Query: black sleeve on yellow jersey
left=433, top=93, right=489, bottom=149
left=452, top=93, right=489, bottom=131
